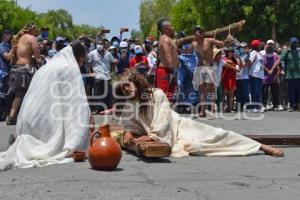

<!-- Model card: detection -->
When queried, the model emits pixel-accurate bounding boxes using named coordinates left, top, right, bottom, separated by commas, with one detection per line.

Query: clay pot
left=73, top=151, right=86, bottom=162
left=88, top=124, right=122, bottom=171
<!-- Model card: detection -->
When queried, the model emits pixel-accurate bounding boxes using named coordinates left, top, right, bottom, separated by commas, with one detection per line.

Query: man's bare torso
left=15, top=34, right=36, bottom=65
left=158, top=35, right=179, bottom=69
left=193, top=38, right=214, bottom=66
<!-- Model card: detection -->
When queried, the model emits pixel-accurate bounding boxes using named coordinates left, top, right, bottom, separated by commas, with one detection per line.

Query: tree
left=131, top=29, right=143, bottom=41
left=0, top=2, right=101, bottom=41
left=139, top=0, right=300, bottom=43
left=0, top=0, right=39, bottom=33
left=186, top=0, right=300, bottom=43
left=170, top=0, right=200, bottom=35
left=139, top=0, right=175, bottom=38
left=39, top=9, right=74, bottom=39
left=72, top=24, right=99, bottom=41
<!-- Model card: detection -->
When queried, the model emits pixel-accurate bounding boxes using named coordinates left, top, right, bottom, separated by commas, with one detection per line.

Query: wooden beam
left=110, top=126, right=172, bottom=158
left=204, top=20, right=246, bottom=38
left=125, top=140, right=172, bottom=158
left=176, top=20, right=246, bottom=47
left=245, top=135, right=300, bottom=146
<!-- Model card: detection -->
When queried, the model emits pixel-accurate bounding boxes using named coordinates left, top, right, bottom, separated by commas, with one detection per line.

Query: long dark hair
left=225, top=49, right=237, bottom=64
left=70, top=40, right=86, bottom=62
left=114, top=72, right=153, bottom=116
left=11, top=23, right=38, bottom=64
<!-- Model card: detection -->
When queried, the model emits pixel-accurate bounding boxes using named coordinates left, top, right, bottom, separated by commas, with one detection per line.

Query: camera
left=121, top=28, right=129, bottom=32
left=101, top=29, right=110, bottom=34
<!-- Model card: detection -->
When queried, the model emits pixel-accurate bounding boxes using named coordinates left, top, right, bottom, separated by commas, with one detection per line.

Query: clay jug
left=88, top=124, right=122, bottom=171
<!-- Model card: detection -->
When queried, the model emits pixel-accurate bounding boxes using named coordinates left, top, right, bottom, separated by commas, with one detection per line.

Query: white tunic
left=122, top=89, right=261, bottom=157
left=0, top=46, right=90, bottom=170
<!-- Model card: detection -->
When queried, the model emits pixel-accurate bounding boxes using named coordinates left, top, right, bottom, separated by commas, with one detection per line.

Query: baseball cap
left=251, top=39, right=261, bottom=48
left=130, top=43, right=136, bottom=50
left=2, top=29, right=12, bottom=34
left=79, top=34, right=87, bottom=41
left=112, top=41, right=119, bottom=48
left=41, top=26, right=49, bottom=31
left=266, top=39, right=275, bottom=45
left=55, top=36, right=65, bottom=43
left=213, top=48, right=223, bottom=60
left=290, top=37, right=298, bottom=44
left=109, top=46, right=117, bottom=51
left=240, top=42, right=248, bottom=47
left=120, top=41, right=128, bottom=48
left=134, top=45, right=143, bottom=55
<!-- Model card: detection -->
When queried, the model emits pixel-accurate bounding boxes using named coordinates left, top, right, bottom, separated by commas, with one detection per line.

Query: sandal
left=8, top=134, right=16, bottom=146
left=6, top=117, right=17, bottom=125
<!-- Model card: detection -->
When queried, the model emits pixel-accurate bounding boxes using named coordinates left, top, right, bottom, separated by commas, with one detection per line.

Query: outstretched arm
left=175, top=35, right=195, bottom=48
left=208, top=38, right=224, bottom=48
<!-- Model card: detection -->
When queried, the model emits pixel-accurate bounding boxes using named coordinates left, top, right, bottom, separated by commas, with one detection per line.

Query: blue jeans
left=236, top=79, right=250, bottom=111
left=249, top=76, right=263, bottom=109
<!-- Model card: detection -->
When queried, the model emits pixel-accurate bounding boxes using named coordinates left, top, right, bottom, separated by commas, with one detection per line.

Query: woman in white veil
left=0, top=40, right=94, bottom=171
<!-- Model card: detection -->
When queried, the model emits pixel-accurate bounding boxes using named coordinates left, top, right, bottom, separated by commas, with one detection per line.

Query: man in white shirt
left=248, top=39, right=264, bottom=112
left=236, top=42, right=251, bottom=112
left=88, top=38, right=116, bottom=114
left=147, top=41, right=158, bottom=85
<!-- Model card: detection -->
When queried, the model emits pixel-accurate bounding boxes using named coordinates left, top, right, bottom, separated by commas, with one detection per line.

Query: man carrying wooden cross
left=156, top=19, right=244, bottom=106
left=192, top=26, right=225, bottom=117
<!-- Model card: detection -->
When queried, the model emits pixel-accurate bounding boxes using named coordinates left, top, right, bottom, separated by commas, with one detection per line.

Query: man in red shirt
left=129, top=45, right=149, bottom=75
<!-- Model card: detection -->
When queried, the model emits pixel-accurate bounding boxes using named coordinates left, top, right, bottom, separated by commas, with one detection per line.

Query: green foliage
left=0, top=0, right=39, bottom=33
left=130, top=29, right=143, bottom=41
left=139, top=0, right=175, bottom=39
left=0, top=0, right=99, bottom=40
left=170, top=0, right=200, bottom=35
left=139, top=0, right=300, bottom=43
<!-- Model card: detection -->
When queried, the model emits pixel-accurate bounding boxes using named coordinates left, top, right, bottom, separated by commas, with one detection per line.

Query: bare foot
left=260, top=144, right=284, bottom=157
left=199, top=112, right=206, bottom=118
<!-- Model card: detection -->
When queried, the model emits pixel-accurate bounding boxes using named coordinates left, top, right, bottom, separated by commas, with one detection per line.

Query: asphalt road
left=0, top=111, right=300, bottom=200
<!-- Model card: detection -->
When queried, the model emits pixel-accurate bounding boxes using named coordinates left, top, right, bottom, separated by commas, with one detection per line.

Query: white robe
left=122, top=89, right=261, bottom=157
left=0, top=46, right=90, bottom=170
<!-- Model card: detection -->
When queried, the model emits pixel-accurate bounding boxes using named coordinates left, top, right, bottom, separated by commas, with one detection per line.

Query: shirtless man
left=192, top=26, right=224, bottom=117
left=156, top=19, right=179, bottom=101
left=7, top=23, right=42, bottom=125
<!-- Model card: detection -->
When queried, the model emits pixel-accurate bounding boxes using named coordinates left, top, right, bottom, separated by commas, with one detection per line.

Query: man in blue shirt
left=0, top=29, right=12, bottom=121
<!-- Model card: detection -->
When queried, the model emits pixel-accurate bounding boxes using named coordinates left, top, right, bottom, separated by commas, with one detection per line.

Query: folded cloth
left=193, top=65, right=216, bottom=90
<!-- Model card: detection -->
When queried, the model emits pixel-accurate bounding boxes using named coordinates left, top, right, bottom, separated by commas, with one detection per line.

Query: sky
left=18, top=0, right=142, bottom=38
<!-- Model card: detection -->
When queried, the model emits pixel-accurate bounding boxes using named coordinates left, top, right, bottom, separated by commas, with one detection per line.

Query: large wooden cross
left=176, top=20, right=246, bottom=47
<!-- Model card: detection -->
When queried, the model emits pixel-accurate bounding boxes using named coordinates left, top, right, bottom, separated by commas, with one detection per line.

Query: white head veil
left=0, top=46, right=90, bottom=170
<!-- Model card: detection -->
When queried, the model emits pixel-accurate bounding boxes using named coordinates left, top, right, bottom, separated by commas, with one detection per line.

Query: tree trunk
left=272, top=0, right=278, bottom=44
left=272, top=23, right=277, bottom=43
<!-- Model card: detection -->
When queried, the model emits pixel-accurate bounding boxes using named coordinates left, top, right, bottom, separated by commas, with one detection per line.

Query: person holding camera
left=87, top=38, right=117, bottom=114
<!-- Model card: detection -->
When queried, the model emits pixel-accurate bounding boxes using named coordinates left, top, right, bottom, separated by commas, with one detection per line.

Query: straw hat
left=213, top=48, right=223, bottom=60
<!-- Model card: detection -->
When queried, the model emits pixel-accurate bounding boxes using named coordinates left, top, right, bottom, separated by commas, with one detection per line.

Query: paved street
left=0, top=112, right=300, bottom=200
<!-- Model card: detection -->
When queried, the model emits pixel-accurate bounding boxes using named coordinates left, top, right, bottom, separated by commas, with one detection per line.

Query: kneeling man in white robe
left=0, top=41, right=94, bottom=171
